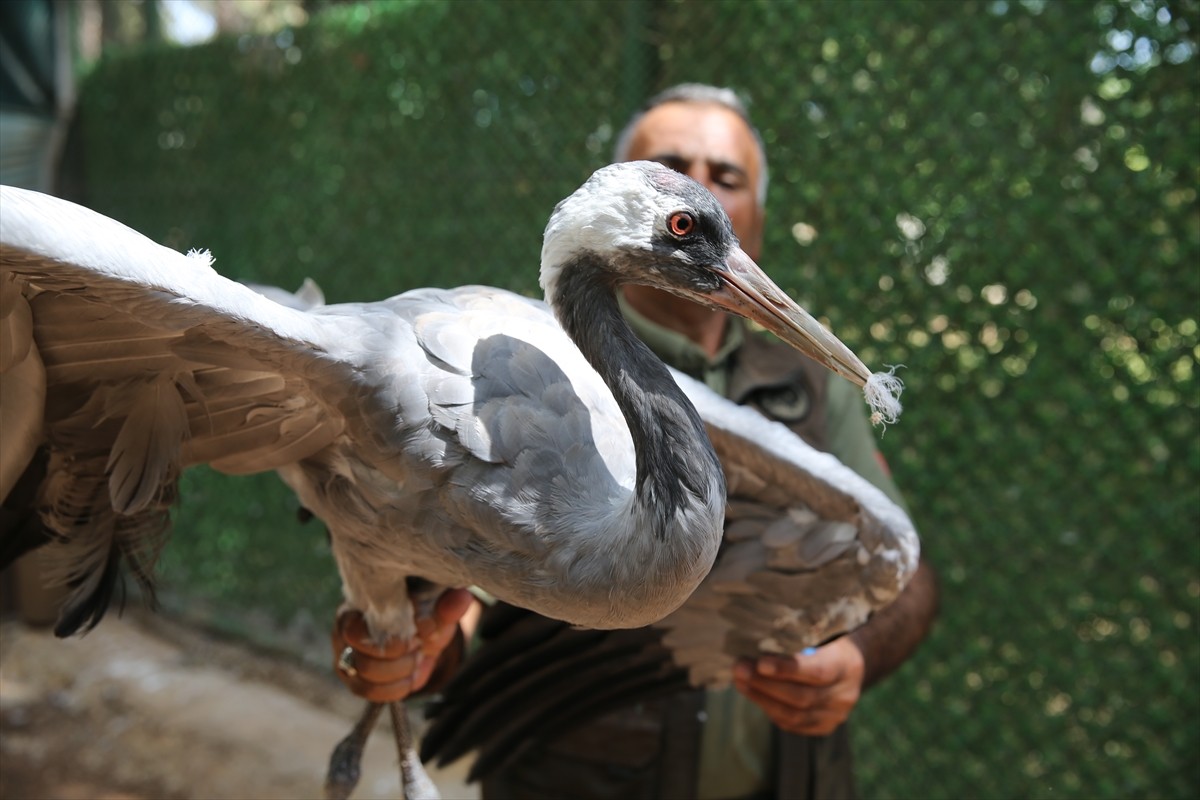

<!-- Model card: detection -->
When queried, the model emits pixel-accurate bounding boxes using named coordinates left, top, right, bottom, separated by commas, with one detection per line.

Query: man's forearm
left=850, top=557, right=939, bottom=689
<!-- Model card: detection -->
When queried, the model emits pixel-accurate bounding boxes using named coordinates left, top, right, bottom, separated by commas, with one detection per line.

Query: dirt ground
left=0, top=610, right=478, bottom=800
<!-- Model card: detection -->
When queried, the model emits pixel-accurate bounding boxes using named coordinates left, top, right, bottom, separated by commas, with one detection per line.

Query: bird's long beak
left=703, top=247, right=872, bottom=388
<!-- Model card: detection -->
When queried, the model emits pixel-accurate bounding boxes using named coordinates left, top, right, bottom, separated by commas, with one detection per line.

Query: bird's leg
left=325, top=701, right=384, bottom=800
left=324, top=572, right=443, bottom=798
left=380, top=579, right=442, bottom=799
left=389, top=700, right=440, bottom=800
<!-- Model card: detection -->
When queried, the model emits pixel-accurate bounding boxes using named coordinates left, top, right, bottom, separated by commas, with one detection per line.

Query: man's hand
left=331, top=588, right=476, bottom=703
left=732, top=636, right=866, bottom=736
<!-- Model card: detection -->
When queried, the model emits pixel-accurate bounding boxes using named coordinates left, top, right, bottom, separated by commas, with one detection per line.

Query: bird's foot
left=389, top=700, right=440, bottom=800
left=325, top=701, right=384, bottom=800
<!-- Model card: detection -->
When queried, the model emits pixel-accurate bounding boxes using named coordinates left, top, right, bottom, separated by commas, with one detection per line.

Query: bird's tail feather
left=34, top=452, right=170, bottom=637
left=421, top=603, right=689, bottom=781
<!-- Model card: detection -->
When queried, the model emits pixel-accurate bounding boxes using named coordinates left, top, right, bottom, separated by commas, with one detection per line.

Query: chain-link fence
left=66, top=1, right=1199, bottom=797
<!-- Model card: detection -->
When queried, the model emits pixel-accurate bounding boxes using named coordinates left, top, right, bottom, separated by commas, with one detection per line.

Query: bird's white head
left=540, top=161, right=738, bottom=309
left=539, top=162, right=904, bottom=424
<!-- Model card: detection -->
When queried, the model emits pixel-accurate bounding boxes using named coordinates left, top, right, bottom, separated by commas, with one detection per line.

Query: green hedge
left=75, top=1, right=1198, bottom=797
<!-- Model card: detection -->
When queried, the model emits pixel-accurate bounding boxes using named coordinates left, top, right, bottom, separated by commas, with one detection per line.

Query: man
left=333, top=84, right=938, bottom=799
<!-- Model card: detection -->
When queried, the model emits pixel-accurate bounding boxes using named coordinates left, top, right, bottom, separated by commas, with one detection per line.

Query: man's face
left=623, top=101, right=765, bottom=260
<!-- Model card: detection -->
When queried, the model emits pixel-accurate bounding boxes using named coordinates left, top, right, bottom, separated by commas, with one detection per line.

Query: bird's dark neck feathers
left=551, top=254, right=725, bottom=537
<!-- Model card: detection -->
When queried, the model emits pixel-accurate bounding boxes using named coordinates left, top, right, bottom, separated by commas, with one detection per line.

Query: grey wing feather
left=0, top=186, right=368, bottom=634
left=655, top=368, right=921, bottom=687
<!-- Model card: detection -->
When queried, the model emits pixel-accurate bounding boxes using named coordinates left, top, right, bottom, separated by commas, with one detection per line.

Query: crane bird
left=418, top=374, right=920, bottom=781
left=0, top=162, right=905, bottom=799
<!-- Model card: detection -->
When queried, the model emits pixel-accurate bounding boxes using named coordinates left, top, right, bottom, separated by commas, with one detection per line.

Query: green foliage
left=80, top=0, right=624, bottom=298
left=76, top=1, right=1198, bottom=797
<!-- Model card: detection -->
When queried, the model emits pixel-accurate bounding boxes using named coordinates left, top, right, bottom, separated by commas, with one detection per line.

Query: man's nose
left=685, top=165, right=715, bottom=193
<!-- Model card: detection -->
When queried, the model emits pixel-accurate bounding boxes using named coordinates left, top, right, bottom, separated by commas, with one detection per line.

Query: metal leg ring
left=337, top=645, right=358, bottom=679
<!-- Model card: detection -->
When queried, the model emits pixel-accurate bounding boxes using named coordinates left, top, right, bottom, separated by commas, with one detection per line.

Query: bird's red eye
left=668, top=212, right=695, bottom=237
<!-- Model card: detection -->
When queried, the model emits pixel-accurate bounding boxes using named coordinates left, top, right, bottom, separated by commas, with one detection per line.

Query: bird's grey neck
left=551, top=255, right=725, bottom=537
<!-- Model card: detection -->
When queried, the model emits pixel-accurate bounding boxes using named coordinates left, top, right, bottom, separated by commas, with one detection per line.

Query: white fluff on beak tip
left=864, top=367, right=905, bottom=427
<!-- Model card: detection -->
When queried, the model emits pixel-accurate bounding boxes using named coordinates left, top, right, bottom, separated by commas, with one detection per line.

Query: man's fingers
left=736, top=668, right=827, bottom=711
left=335, top=611, right=411, bottom=659
left=755, top=648, right=842, bottom=686
left=339, top=674, right=416, bottom=704
left=434, top=588, right=476, bottom=626
left=733, top=640, right=864, bottom=738
left=413, top=615, right=461, bottom=658
left=332, top=592, right=474, bottom=702
left=353, top=650, right=421, bottom=685
left=735, top=680, right=844, bottom=737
